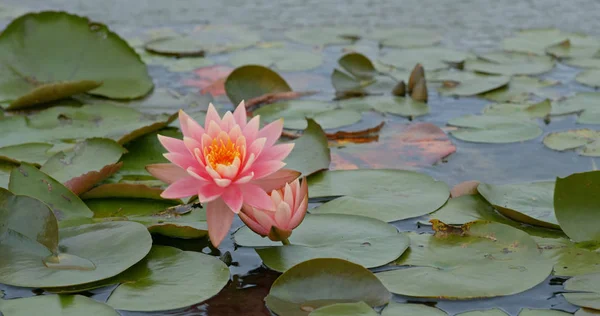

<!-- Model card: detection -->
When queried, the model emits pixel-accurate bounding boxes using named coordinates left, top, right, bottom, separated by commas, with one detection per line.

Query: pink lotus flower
left=146, top=101, right=300, bottom=247
left=239, top=177, right=308, bottom=242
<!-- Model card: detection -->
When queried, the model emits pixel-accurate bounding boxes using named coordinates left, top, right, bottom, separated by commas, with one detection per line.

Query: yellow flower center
left=205, top=138, right=241, bottom=169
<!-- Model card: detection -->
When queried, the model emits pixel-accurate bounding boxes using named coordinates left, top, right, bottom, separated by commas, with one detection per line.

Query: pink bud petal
left=252, top=160, right=287, bottom=179
left=274, top=202, right=292, bottom=229
left=252, top=207, right=277, bottom=232
left=289, top=196, right=308, bottom=230
left=206, top=197, right=235, bottom=247
left=239, top=207, right=268, bottom=236
left=251, top=169, right=301, bottom=192
left=241, top=184, right=275, bottom=211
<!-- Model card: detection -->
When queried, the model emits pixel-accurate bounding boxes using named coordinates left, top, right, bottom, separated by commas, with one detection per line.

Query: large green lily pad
left=253, top=100, right=336, bottom=130
left=552, top=92, right=600, bottom=124
left=477, top=181, right=558, bottom=228
left=546, top=40, right=600, bottom=59
left=309, top=301, right=378, bottom=316
left=234, top=214, right=408, bottom=272
left=519, top=309, right=572, bottom=316
left=502, top=28, right=600, bottom=55
left=438, top=74, right=510, bottom=97
left=0, top=103, right=175, bottom=148
left=0, top=220, right=152, bottom=288
left=0, top=11, right=153, bottom=109
left=457, top=310, right=508, bottom=316
left=465, top=52, right=555, bottom=76
left=339, top=96, right=429, bottom=117
left=0, top=295, right=119, bottom=316
left=307, top=169, right=449, bottom=222
left=480, top=76, right=557, bottom=103
left=577, top=70, right=600, bottom=88
left=229, top=47, right=323, bottom=71
left=381, top=302, right=447, bottom=316
left=379, top=47, right=472, bottom=71
left=448, top=115, right=542, bottom=144
left=535, top=236, right=600, bottom=276
left=225, top=65, right=292, bottom=105
left=425, top=194, right=512, bottom=226
left=368, top=28, right=441, bottom=48
left=565, top=58, right=600, bottom=69
left=377, top=221, right=553, bottom=298
left=555, top=171, right=600, bottom=242
left=338, top=52, right=376, bottom=79
left=265, top=258, right=390, bottom=316
left=543, top=130, right=600, bottom=157
left=285, top=26, right=361, bottom=46
left=284, top=119, right=331, bottom=176
left=483, top=100, right=551, bottom=119
left=0, top=143, right=55, bottom=165
left=0, top=161, right=14, bottom=189
left=564, top=273, right=600, bottom=310
left=9, top=163, right=94, bottom=221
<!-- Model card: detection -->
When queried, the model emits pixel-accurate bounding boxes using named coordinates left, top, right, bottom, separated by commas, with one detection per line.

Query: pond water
left=1, top=1, right=600, bottom=315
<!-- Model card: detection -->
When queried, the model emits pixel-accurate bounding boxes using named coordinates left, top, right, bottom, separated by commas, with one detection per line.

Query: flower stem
left=281, top=238, right=291, bottom=246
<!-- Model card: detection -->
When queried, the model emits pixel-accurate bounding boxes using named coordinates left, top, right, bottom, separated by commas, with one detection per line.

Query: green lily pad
left=0, top=220, right=152, bottom=288
left=225, top=65, right=292, bottom=105
left=309, top=301, right=377, bottom=316
left=253, top=100, right=336, bottom=130
left=565, top=58, right=600, bottom=69
left=381, top=302, right=447, bottom=316
left=339, top=96, right=429, bottom=117
left=555, top=171, right=600, bottom=242
left=552, top=92, right=600, bottom=124
left=465, top=52, right=555, bottom=76
left=331, top=69, right=375, bottom=94
left=575, top=309, right=600, bottom=315
left=543, top=130, right=600, bottom=157
left=519, top=309, right=572, bottom=316
left=338, top=53, right=376, bottom=79
left=368, top=28, right=442, bottom=48
left=285, top=26, right=361, bottom=46
left=0, top=143, right=54, bottom=165
left=448, top=115, right=543, bottom=144
left=377, top=221, right=553, bottom=298
left=145, top=25, right=260, bottom=56
left=0, top=295, right=119, bottom=316
left=458, top=310, right=508, bottom=316
left=0, top=11, right=153, bottom=109
left=229, top=47, right=323, bottom=71
left=480, top=76, right=557, bottom=103
left=264, top=258, right=390, bottom=316
left=546, top=40, right=600, bottom=59
left=425, top=194, right=512, bottom=226
left=564, top=273, right=600, bottom=310
left=379, top=47, right=472, bottom=71
left=477, top=181, right=558, bottom=228
left=483, top=100, right=551, bottom=118
left=438, top=74, right=510, bottom=97
left=577, top=70, right=600, bottom=88
left=502, top=28, right=599, bottom=55
left=535, top=236, right=600, bottom=276
left=234, top=214, right=408, bottom=272
left=284, top=119, right=331, bottom=176
left=40, top=138, right=126, bottom=195
left=307, top=169, right=449, bottom=222
left=0, top=161, right=14, bottom=189
left=0, top=103, right=175, bottom=148
left=9, top=163, right=94, bottom=221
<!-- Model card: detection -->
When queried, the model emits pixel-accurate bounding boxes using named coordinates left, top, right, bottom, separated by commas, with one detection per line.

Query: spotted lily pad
left=543, top=130, right=600, bottom=157
left=465, top=52, right=555, bottom=76
left=0, top=11, right=153, bottom=110
left=0, top=143, right=54, bottom=165
left=377, top=221, right=553, bottom=298
left=0, top=295, right=119, bottom=316
left=477, top=181, right=558, bottom=228
left=307, top=169, right=449, bottom=222
left=483, top=100, right=551, bottom=118
left=425, top=194, right=512, bottom=226
left=234, top=214, right=408, bottom=272
left=379, top=47, right=472, bottom=71
left=555, top=171, right=600, bottom=242
left=564, top=273, right=600, bottom=310
left=480, top=76, right=557, bottom=103
left=535, top=236, right=600, bottom=276
left=225, top=65, right=292, bottom=105
left=264, top=258, right=390, bottom=316
left=448, top=115, right=542, bottom=144
left=229, top=47, right=323, bottom=71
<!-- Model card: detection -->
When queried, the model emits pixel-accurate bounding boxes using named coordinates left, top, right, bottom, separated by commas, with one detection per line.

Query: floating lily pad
left=552, top=92, right=600, bottom=124
left=284, top=119, right=331, bottom=176
left=307, top=169, right=449, bottom=222
left=465, top=52, right=555, bottom=76
left=543, top=130, right=600, bottom=157
left=331, top=69, right=375, bottom=94
left=309, top=301, right=378, bottom=316
left=225, top=65, right=292, bottom=105
left=448, top=115, right=542, bottom=144
left=535, top=236, right=600, bottom=276
left=0, top=11, right=153, bottom=109
left=519, top=309, right=572, bottom=316
left=477, top=181, right=558, bottom=228
left=565, top=58, right=600, bottom=69
left=9, top=163, right=94, bottom=221
left=145, top=25, right=260, bottom=56
left=0, top=143, right=54, bottom=165
left=379, top=47, right=472, bottom=71
left=0, top=161, right=14, bottom=189
left=368, top=28, right=442, bottom=48
left=564, top=273, right=600, bottom=310
left=502, top=28, right=600, bottom=55
left=285, top=26, right=361, bottom=46
left=546, top=40, right=600, bottom=59
left=234, top=214, right=408, bottom=272
left=377, top=221, right=553, bottom=298
left=481, top=76, right=557, bottom=103
left=381, top=302, right=447, bottom=316
left=338, top=53, right=377, bottom=79
left=0, top=295, right=119, bottom=316
left=575, top=309, right=600, bottom=315
left=426, top=194, right=510, bottom=225
left=483, top=100, right=551, bottom=118
left=229, top=47, right=323, bottom=71
left=555, top=171, right=600, bottom=242
left=253, top=100, right=336, bottom=130
left=0, top=104, right=175, bottom=148
left=264, top=258, right=390, bottom=316
left=0, top=220, right=152, bottom=288
left=577, top=70, right=600, bottom=88
left=458, top=309, right=508, bottom=316
left=339, top=96, right=429, bottom=117
left=438, top=74, right=510, bottom=97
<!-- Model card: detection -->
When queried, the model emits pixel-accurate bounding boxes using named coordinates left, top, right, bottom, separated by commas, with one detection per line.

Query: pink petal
left=252, top=207, right=276, bottom=232
left=240, top=184, right=275, bottom=211
left=234, top=172, right=254, bottom=184
left=242, top=116, right=260, bottom=144
left=161, top=176, right=202, bottom=199
left=205, top=103, right=222, bottom=129
left=248, top=137, right=267, bottom=157
left=184, top=137, right=203, bottom=159
left=216, top=157, right=241, bottom=179
left=146, top=163, right=189, bottom=184
left=214, top=178, right=232, bottom=187
left=158, top=135, right=187, bottom=154
left=187, top=167, right=211, bottom=181
left=239, top=208, right=268, bottom=236
left=179, top=110, right=205, bottom=140
left=289, top=196, right=308, bottom=229
left=164, top=153, right=198, bottom=170
left=206, top=197, right=235, bottom=247
left=221, top=186, right=243, bottom=213
left=283, top=183, right=294, bottom=210
left=197, top=183, right=225, bottom=202
left=259, top=143, right=295, bottom=162
left=274, top=202, right=292, bottom=229
left=228, top=125, right=243, bottom=142
left=252, top=160, right=287, bottom=179
left=258, top=119, right=283, bottom=148
left=207, top=120, right=222, bottom=138
left=251, top=169, right=301, bottom=192
left=221, top=112, right=235, bottom=131
left=233, top=101, right=247, bottom=128
left=205, top=165, right=222, bottom=179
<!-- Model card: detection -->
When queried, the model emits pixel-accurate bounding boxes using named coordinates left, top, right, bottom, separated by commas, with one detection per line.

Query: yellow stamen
left=205, top=138, right=241, bottom=169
